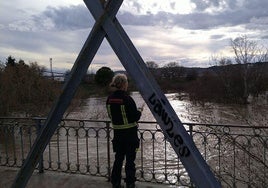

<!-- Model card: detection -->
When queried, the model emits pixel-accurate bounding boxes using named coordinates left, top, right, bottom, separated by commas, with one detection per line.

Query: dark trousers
left=111, top=138, right=139, bottom=186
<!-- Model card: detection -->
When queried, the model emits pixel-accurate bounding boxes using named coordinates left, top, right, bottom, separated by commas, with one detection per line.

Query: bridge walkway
left=0, top=167, right=174, bottom=188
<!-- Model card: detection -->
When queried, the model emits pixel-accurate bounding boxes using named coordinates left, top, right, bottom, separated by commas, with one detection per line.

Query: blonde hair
left=110, top=74, right=128, bottom=90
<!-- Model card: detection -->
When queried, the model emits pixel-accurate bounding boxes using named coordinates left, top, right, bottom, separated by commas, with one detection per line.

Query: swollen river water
left=67, top=92, right=268, bottom=126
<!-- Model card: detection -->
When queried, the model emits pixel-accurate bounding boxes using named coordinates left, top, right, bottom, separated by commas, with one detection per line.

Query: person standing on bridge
left=106, top=73, right=142, bottom=188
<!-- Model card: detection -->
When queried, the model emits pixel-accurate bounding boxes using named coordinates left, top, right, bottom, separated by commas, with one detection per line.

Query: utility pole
left=50, top=58, right=54, bottom=80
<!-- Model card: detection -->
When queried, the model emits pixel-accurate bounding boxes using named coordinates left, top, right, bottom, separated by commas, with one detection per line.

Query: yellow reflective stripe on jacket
left=107, top=105, right=112, bottom=121
left=112, top=123, right=137, bottom=129
left=121, top=105, right=128, bottom=125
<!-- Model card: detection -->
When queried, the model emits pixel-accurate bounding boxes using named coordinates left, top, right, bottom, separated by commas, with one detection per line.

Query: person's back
left=106, top=74, right=141, bottom=188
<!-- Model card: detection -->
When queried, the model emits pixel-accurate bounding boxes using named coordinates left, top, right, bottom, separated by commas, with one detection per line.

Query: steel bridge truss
left=12, top=0, right=220, bottom=187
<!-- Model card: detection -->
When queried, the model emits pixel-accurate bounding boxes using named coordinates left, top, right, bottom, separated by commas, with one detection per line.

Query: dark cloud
left=129, top=0, right=268, bottom=30
left=131, top=2, right=142, bottom=14
left=33, top=5, right=93, bottom=30
left=189, top=0, right=246, bottom=11
left=1, top=0, right=268, bottom=69
left=117, top=10, right=251, bottom=30
left=117, top=12, right=155, bottom=26
left=210, top=35, right=225, bottom=40
left=120, top=1, right=268, bottom=31
left=261, top=35, right=268, bottom=39
left=23, top=0, right=268, bottom=32
left=191, top=0, right=221, bottom=11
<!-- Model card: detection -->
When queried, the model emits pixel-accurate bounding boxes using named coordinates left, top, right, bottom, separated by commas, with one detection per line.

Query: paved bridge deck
left=0, top=167, right=175, bottom=188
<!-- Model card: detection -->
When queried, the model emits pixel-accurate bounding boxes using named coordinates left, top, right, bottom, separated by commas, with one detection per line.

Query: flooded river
left=1, top=92, right=267, bottom=186
left=67, top=92, right=268, bottom=126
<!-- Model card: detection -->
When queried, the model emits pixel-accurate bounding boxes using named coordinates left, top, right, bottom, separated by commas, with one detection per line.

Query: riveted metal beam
left=11, top=1, right=123, bottom=187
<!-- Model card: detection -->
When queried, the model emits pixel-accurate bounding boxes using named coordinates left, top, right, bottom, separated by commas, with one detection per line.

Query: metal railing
left=0, top=117, right=267, bottom=187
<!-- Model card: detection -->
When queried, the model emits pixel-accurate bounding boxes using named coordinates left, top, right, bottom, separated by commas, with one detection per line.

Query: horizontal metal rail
left=0, top=117, right=267, bottom=187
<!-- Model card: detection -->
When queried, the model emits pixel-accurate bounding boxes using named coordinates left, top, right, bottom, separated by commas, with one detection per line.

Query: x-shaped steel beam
left=12, top=0, right=220, bottom=187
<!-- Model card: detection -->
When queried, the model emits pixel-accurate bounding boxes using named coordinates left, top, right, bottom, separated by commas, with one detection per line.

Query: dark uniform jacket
left=106, top=90, right=141, bottom=146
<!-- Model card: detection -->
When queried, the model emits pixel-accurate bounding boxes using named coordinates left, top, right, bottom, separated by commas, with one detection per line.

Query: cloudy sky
left=1, top=0, right=268, bottom=72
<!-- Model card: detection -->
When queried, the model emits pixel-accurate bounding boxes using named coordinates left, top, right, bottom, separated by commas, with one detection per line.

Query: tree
left=161, top=62, right=183, bottom=80
left=0, top=56, right=60, bottom=116
left=6, top=55, right=16, bottom=67
left=185, top=69, right=198, bottom=81
left=164, top=62, right=180, bottom=68
left=210, top=56, right=235, bottom=100
left=95, top=66, right=114, bottom=86
left=210, top=36, right=268, bottom=104
left=231, top=35, right=268, bottom=103
left=146, top=61, right=159, bottom=69
left=0, top=60, right=4, bottom=72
